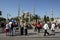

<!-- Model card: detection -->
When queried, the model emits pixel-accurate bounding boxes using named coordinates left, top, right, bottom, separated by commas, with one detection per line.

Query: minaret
left=6, top=13, right=9, bottom=22
left=18, top=2, right=20, bottom=27
left=33, top=7, right=35, bottom=16
left=33, top=7, right=38, bottom=23
left=18, top=1, right=21, bottom=35
left=18, top=4, right=20, bottom=20
left=51, top=8, right=53, bottom=18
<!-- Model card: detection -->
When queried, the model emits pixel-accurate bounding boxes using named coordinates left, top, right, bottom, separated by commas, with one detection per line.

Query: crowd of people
left=0, top=20, right=59, bottom=36
left=4, top=20, right=29, bottom=36
left=33, top=21, right=56, bottom=36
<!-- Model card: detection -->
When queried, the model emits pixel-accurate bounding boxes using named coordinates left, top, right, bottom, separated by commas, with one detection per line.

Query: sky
left=0, top=0, right=60, bottom=19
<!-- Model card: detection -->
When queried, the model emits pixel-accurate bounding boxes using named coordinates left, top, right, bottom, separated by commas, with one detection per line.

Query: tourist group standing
left=5, top=20, right=28, bottom=36
left=4, top=19, right=57, bottom=36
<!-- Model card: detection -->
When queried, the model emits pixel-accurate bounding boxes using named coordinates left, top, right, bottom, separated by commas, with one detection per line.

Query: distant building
left=54, top=18, right=60, bottom=23
left=21, top=11, right=33, bottom=23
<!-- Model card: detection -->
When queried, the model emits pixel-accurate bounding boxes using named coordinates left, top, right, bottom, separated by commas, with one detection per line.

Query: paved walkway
left=0, top=28, right=60, bottom=40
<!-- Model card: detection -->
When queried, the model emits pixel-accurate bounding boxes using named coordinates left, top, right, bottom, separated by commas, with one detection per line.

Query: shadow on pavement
left=28, top=33, right=37, bottom=35
left=55, top=32, right=60, bottom=33
left=6, top=33, right=37, bottom=36
left=50, top=34, right=55, bottom=36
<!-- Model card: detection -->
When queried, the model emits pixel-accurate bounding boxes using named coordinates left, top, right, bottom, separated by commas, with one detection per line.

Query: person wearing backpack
left=37, top=22, right=41, bottom=33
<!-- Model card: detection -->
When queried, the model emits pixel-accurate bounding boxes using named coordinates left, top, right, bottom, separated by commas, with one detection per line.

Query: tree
left=0, top=17, right=6, bottom=21
left=46, top=16, right=50, bottom=21
left=44, top=15, right=47, bottom=22
left=51, top=18, right=54, bottom=21
left=44, top=15, right=50, bottom=22
left=11, top=17, right=19, bottom=21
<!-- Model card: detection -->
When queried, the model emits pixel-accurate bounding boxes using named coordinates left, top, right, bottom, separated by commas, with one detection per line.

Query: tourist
left=11, top=22, right=17, bottom=36
left=51, top=22, right=55, bottom=35
left=20, top=21, right=24, bottom=35
left=5, top=22, right=9, bottom=36
left=8, top=22, right=13, bottom=36
left=43, top=22, right=50, bottom=36
left=1, top=22, right=5, bottom=32
left=37, top=22, right=41, bottom=33
left=24, top=21, right=28, bottom=35
left=33, top=20, right=37, bottom=32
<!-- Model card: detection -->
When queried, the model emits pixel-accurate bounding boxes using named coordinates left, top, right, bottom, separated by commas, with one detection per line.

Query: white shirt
left=5, top=24, right=9, bottom=29
left=43, top=23, right=49, bottom=30
left=51, top=24, right=55, bottom=30
left=20, top=22, right=24, bottom=27
left=9, top=22, right=12, bottom=28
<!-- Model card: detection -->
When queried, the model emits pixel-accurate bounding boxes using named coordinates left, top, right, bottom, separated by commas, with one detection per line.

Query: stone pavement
left=0, top=28, right=60, bottom=40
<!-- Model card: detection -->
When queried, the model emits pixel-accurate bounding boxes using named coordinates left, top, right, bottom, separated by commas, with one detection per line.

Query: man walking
left=51, top=22, right=55, bottom=35
left=43, top=22, right=50, bottom=36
